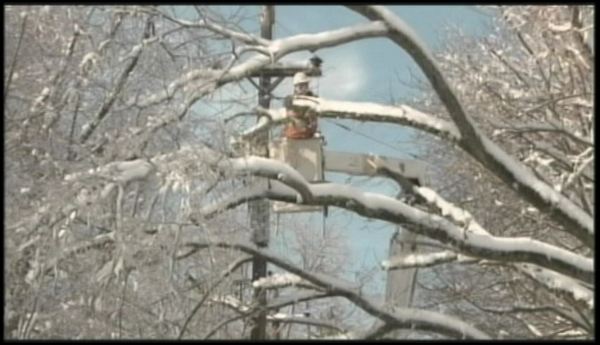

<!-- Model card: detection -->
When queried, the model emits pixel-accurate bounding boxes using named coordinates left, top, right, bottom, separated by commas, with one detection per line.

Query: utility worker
left=283, top=72, right=318, bottom=139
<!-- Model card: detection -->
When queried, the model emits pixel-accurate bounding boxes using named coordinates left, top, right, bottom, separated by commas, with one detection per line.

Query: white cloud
left=316, top=49, right=368, bottom=101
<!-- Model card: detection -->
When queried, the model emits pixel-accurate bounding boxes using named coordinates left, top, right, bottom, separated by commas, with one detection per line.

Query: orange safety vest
left=283, top=95, right=318, bottom=139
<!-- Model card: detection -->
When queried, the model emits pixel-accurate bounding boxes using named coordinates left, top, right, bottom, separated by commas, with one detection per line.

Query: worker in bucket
left=283, top=72, right=318, bottom=139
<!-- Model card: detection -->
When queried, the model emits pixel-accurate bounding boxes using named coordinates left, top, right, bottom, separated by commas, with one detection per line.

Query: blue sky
left=194, top=5, right=493, bottom=295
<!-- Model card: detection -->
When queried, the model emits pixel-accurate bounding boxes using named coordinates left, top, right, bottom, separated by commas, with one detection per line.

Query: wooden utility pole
left=249, top=5, right=274, bottom=340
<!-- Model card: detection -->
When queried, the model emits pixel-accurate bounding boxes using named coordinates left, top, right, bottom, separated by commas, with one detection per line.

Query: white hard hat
left=293, top=72, right=311, bottom=85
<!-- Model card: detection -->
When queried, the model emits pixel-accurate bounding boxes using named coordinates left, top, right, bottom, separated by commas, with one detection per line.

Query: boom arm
left=324, top=150, right=425, bottom=185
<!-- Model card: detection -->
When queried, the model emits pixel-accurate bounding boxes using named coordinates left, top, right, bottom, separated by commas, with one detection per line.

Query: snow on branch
left=54, top=144, right=593, bottom=285
left=189, top=184, right=267, bottom=225
left=150, top=8, right=270, bottom=46
left=303, top=97, right=461, bottom=140
left=109, top=21, right=392, bottom=160
left=209, top=295, right=250, bottom=313
left=239, top=97, right=461, bottom=144
left=197, top=175, right=592, bottom=284
left=416, top=187, right=488, bottom=234
left=464, top=297, right=591, bottom=332
left=516, top=263, right=593, bottom=310
left=12, top=158, right=157, bottom=235
left=64, top=159, right=155, bottom=185
left=382, top=251, right=479, bottom=270
left=348, top=5, right=593, bottom=248
left=179, top=240, right=490, bottom=339
left=238, top=107, right=287, bottom=140
left=132, top=20, right=388, bottom=111
left=267, top=314, right=346, bottom=333
left=367, top=155, right=489, bottom=236
left=207, top=293, right=346, bottom=334
left=216, top=155, right=313, bottom=204
left=252, top=273, right=321, bottom=291
left=385, top=251, right=594, bottom=313
left=266, top=291, right=335, bottom=311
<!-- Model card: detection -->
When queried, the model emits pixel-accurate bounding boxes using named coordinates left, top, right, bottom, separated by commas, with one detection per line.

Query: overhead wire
left=324, top=119, right=425, bottom=161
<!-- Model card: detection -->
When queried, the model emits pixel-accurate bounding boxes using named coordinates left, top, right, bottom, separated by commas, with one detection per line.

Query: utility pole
left=384, top=226, right=419, bottom=339
left=384, top=181, right=424, bottom=339
left=249, top=5, right=274, bottom=340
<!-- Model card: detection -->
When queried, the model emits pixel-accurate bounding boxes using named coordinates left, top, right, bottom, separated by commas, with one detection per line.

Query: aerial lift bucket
left=269, top=137, right=324, bottom=213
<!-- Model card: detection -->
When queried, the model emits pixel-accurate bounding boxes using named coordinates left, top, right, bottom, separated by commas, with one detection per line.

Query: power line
left=324, top=119, right=423, bottom=160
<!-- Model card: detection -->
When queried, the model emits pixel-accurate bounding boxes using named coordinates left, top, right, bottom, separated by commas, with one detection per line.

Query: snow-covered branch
left=216, top=156, right=313, bottom=204
left=493, top=120, right=594, bottom=148
left=252, top=273, right=321, bottom=291
left=382, top=251, right=479, bottom=270
left=381, top=252, right=593, bottom=318
left=348, top=5, right=593, bottom=248
left=44, top=143, right=593, bottom=286
left=268, top=313, right=346, bottom=334
left=64, top=159, right=155, bottom=185
left=150, top=8, right=269, bottom=46
left=240, top=97, right=461, bottom=144
left=266, top=291, right=335, bottom=311
left=196, top=176, right=592, bottom=284
left=464, top=297, right=591, bottom=332
left=132, top=21, right=388, bottom=110
left=209, top=295, right=251, bottom=313
left=179, top=240, right=490, bottom=339
left=516, top=263, right=593, bottom=310
left=208, top=294, right=347, bottom=334
left=238, top=107, right=287, bottom=140
left=367, top=155, right=490, bottom=237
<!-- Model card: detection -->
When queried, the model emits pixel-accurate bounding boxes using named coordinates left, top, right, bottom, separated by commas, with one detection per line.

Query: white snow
left=548, top=21, right=572, bottom=32
left=416, top=186, right=487, bottom=235
left=479, top=135, right=593, bottom=238
left=525, top=322, right=542, bottom=337
left=79, top=52, right=99, bottom=71
left=252, top=273, right=314, bottom=289
left=383, top=251, right=459, bottom=270
left=279, top=181, right=594, bottom=282
left=293, top=97, right=461, bottom=141
left=517, top=263, right=593, bottom=309
left=210, top=295, right=250, bottom=312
